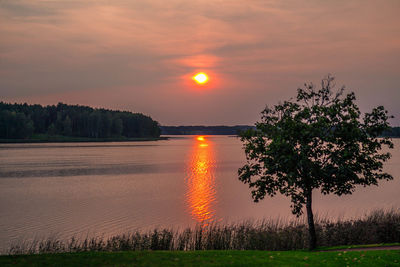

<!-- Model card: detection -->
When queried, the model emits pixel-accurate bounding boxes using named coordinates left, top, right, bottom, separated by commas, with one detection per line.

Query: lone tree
left=238, top=75, right=394, bottom=250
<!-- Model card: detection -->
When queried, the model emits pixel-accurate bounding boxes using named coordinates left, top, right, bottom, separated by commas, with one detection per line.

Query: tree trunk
left=306, top=189, right=317, bottom=250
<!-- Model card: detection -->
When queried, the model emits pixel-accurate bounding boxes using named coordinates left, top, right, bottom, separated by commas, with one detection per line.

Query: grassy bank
left=0, top=134, right=167, bottom=143
left=1, top=250, right=400, bottom=266
left=8, top=210, right=400, bottom=255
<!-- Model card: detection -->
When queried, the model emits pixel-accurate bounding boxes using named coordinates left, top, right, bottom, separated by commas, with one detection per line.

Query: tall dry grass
left=7, top=209, right=400, bottom=255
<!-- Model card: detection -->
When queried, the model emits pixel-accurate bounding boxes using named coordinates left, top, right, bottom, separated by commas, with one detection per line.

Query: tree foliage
left=0, top=102, right=161, bottom=139
left=238, top=75, right=394, bottom=249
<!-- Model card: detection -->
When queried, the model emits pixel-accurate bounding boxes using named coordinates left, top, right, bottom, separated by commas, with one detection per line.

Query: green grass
left=317, top=243, right=400, bottom=251
left=1, top=250, right=400, bottom=266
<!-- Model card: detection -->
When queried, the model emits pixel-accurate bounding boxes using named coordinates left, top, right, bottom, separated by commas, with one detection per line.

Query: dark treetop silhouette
left=238, top=75, right=394, bottom=250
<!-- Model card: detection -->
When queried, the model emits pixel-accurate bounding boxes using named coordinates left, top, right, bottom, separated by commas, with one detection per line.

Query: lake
left=0, top=136, right=399, bottom=251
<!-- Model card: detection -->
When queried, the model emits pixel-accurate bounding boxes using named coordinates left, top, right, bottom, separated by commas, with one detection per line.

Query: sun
left=193, top=72, right=209, bottom=84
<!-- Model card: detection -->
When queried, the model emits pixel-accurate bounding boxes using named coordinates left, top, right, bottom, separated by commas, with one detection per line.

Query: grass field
left=1, top=250, right=400, bottom=266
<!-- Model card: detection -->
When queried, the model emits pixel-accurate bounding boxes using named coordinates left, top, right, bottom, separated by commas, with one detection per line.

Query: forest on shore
left=0, top=102, right=399, bottom=141
left=160, top=125, right=254, bottom=135
left=0, top=102, right=161, bottom=140
left=161, top=125, right=400, bottom=137
left=381, top=126, right=400, bottom=137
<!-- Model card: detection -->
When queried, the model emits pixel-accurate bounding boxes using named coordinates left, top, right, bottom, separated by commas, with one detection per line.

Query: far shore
left=0, top=135, right=168, bottom=144
left=1, top=134, right=398, bottom=144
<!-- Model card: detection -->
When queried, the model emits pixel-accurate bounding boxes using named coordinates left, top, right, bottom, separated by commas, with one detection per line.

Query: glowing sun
left=193, top=72, right=208, bottom=84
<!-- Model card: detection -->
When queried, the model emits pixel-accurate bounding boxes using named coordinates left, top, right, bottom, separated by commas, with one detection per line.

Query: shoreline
left=1, top=135, right=397, bottom=143
left=0, top=136, right=168, bottom=143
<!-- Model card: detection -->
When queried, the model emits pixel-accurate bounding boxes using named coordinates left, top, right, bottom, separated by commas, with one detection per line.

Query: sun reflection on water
left=186, top=136, right=217, bottom=225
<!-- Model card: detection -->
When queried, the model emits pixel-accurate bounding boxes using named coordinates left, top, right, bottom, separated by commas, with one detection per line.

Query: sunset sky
left=1, top=0, right=399, bottom=125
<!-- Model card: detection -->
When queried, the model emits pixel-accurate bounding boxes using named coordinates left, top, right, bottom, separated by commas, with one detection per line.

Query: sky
left=1, top=0, right=399, bottom=126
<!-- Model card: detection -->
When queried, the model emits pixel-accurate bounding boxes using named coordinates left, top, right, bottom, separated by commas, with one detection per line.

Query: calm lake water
left=0, top=136, right=399, bottom=251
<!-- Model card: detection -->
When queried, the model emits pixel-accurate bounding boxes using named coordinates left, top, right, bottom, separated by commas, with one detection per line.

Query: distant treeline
left=1, top=102, right=398, bottom=140
left=161, top=125, right=400, bottom=137
left=381, top=126, right=400, bottom=137
left=0, top=102, right=160, bottom=139
left=160, top=125, right=255, bottom=135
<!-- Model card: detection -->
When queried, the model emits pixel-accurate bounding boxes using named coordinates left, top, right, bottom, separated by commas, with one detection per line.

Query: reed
left=7, top=209, right=400, bottom=255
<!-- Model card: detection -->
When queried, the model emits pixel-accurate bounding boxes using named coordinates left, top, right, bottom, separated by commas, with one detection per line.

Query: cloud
left=0, top=0, right=399, bottom=125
